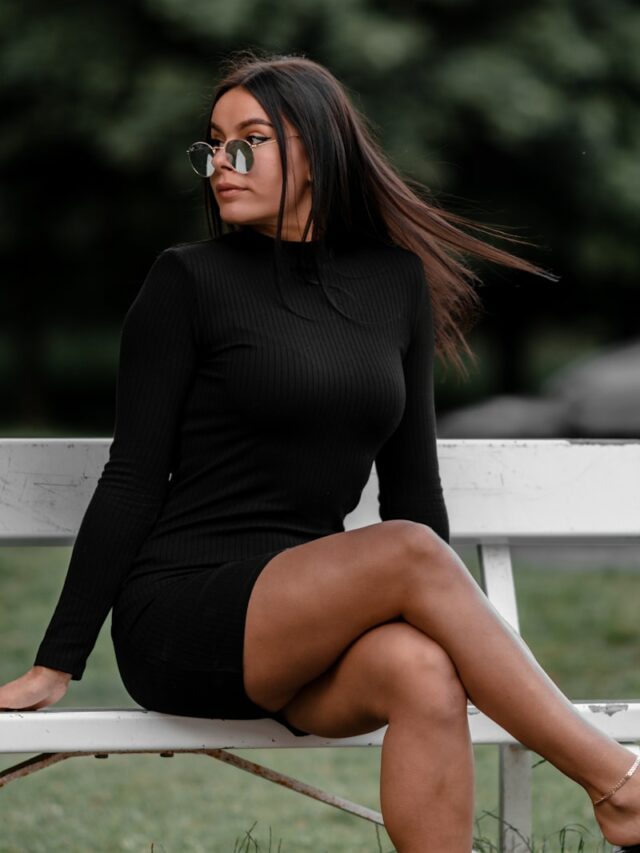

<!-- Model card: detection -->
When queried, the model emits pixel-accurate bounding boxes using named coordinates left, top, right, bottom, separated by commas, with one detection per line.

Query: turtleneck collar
left=233, top=226, right=327, bottom=256
left=220, top=224, right=396, bottom=322
left=228, top=225, right=334, bottom=298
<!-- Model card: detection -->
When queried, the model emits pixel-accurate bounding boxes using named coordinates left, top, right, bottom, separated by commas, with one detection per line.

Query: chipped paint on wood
left=588, top=702, right=630, bottom=716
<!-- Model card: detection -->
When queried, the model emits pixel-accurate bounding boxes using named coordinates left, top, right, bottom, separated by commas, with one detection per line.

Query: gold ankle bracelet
left=593, top=753, right=640, bottom=807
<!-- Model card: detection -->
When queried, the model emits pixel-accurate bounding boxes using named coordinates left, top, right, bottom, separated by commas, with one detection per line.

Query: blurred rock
left=437, top=394, right=570, bottom=437
left=542, top=338, right=640, bottom=436
left=438, top=338, right=640, bottom=438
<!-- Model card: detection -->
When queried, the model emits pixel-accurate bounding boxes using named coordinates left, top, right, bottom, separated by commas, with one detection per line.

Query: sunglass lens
left=226, top=140, right=254, bottom=174
left=187, top=142, right=214, bottom=177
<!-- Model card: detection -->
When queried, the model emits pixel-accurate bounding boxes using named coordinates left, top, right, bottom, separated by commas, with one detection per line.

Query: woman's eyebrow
left=209, top=118, right=274, bottom=132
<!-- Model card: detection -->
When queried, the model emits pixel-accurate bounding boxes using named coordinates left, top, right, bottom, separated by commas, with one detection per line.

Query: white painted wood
left=2, top=703, right=640, bottom=754
left=477, top=543, right=531, bottom=850
left=2, top=439, right=640, bottom=544
left=0, top=439, right=106, bottom=545
left=0, top=710, right=384, bottom=753
left=359, top=438, right=640, bottom=542
left=499, top=745, right=531, bottom=853
left=437, top=439, right=640, bottom=543
left=478, top=544, right=520, bottom=632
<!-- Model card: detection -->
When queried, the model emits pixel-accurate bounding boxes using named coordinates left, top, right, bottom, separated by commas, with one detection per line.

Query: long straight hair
left=200, top=50, right=558, bottom=378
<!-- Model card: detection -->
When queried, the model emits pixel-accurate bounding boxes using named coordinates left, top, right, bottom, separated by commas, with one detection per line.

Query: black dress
left=34, top=226, right=449, bottom=736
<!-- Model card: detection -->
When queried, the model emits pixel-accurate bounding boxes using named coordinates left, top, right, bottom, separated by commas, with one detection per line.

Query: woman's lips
left=218, top=187, right=246, bottom=198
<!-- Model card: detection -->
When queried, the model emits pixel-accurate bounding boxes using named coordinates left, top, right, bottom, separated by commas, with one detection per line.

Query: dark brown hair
left=201, top=49, right=559, bottom=378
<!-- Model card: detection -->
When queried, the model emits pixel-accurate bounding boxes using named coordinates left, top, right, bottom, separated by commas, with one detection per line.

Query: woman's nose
left=212, top=144, right=234, bottom=173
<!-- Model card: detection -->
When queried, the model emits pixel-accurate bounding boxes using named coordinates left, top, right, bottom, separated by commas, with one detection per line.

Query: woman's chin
left=221, top=213, right=267, bottom=229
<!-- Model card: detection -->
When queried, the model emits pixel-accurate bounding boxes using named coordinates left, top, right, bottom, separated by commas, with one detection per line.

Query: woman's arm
left=32, top=248, right=200, bottom=681
left=375, top=260, right=450, bottom=544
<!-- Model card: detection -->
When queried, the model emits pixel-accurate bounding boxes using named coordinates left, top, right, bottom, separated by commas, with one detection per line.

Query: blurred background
left=1, top=0, right=639, bottom=439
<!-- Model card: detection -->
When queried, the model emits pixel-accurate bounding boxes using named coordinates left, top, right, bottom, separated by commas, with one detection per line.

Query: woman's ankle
left=591, top=755, right=640, bottom=848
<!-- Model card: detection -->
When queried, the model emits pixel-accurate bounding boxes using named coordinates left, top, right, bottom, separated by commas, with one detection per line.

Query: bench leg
left=0, top=752, right=88, bottom=786
left=499, top=744, right=532, bottom=853
left=477, top=545, right=532, bottom=851
left=207, top=748, right=384, bottom=825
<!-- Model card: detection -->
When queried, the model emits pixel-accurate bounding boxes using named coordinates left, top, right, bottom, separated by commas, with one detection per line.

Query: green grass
left=1, top=545, right=639, bottom=851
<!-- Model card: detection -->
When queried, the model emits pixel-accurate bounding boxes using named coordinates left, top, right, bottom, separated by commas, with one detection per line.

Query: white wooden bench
left=1, top=438, right=639, bottom=852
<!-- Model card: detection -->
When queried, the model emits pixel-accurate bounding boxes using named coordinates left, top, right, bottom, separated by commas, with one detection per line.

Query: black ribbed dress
left=34, top=226, right=449, bottom=736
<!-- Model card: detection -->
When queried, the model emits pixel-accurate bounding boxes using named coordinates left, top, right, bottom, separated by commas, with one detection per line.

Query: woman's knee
left=382, top=518, right=444, bottom=557
left=379, top=519, right=451, bottom=596
left=394, top=520, right=471, bottom=603
left=386, top=519, right=450, bottom=579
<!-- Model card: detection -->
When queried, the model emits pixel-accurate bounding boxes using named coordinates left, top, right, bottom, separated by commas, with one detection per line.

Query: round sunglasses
left=186, top=135, right=300, bottom=177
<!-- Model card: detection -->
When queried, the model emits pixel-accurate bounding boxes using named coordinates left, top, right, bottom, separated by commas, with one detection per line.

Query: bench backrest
left=0, top=438, right=638, bottom=545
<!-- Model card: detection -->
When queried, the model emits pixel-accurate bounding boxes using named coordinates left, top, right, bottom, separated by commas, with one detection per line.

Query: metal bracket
left=0, top=748, right=383, bottom=825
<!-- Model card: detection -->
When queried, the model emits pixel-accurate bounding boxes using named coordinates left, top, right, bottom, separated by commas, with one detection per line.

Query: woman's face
left=208, top=86, right=313, bottom=240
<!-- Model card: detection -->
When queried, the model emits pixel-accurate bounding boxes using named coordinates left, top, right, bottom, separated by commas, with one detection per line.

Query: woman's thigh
left=243, top=519, right=446, bottom=711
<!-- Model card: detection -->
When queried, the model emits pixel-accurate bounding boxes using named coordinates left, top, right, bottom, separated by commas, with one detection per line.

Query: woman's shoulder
left=141, top=238, right=239, bottom=312
left=158, top=235, right=236, bottom=271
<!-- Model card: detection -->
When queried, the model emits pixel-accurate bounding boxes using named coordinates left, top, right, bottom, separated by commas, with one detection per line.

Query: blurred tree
left=1, top=0, right=638, bottom=424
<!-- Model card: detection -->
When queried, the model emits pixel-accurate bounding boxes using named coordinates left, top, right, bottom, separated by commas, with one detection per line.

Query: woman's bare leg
left=280, top=621, right=475, bottom=853
left=243, top=520, right=640, bottom=847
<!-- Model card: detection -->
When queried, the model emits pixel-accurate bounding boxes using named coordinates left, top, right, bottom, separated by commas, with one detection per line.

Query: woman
left=1, top=52, right=638, bottom=852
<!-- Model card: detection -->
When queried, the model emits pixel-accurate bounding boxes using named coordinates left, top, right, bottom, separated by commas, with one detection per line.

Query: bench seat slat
left=2, top=703, right=640, bottom=753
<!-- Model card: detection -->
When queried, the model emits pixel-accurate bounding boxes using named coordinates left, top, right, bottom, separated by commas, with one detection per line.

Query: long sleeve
left=34, top=249, right=200, bottom=679
left=375, top=262, right=450, bottom=544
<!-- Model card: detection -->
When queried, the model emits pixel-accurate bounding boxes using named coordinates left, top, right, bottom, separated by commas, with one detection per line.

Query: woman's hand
left=0, top=665, right=71, bottom=711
